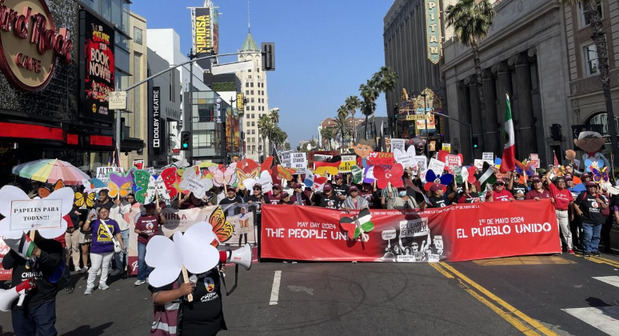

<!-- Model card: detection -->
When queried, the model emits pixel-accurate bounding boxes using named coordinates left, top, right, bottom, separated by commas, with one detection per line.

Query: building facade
left=236, top=32, right=270, bottom=161
left=442, top=0, right=570, bottom=163
left=564, top=0, right=619, bottom=150
left=0, top=0, right=134, bottom=185
left=384, top=0, right=444, bottom=140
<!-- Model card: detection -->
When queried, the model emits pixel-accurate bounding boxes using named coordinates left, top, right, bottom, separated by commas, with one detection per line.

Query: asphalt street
left=0, top=253, right=618, bottom=336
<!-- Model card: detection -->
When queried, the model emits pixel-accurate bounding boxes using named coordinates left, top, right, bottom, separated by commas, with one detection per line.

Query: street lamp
left=420, top=92, right=429, bottom=155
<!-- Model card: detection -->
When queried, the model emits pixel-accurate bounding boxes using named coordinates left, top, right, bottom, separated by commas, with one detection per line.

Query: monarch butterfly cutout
left=74, top=192, right=95, bottom=208
left=209, top=207, right=233, bottom=246
left=108, top=171, right=133, bottom=198
left=38, top=180, right=65, bottom=198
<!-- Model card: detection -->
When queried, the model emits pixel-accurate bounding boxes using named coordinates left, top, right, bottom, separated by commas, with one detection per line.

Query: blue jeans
left=114, top=229, right=129, bottom=272
left=137, top=241, right=153, bottom=281
left=12, top=300, right=56, bottom=336
left=582, top=222, right=602, bottom=253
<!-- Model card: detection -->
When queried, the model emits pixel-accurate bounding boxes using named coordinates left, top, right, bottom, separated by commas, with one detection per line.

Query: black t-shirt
left=218, top=196, right=243, bottom=205
left=429, top=196, right=450, bottom=208
left=318, top=193, right=340, bottom=209
left=576, top=192, right=608, bottom=225
left=247, top=195, right=264, bottom=213
left=332, top=183, right=349, bottom=198
left=510, top=183, right=527, bottom=198
left=2, top=239, right=64, bottom=310
left=150, top=269, right=227, bottom=336
left=264, top=193, right=281, bottom=205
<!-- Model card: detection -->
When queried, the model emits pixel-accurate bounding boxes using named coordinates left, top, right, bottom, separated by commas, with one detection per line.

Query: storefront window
left=586, top=112, right=618, bottom=136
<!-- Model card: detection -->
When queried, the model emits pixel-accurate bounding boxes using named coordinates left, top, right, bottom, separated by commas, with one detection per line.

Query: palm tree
left=446, top=0, right=495, bottom=129
left=561, top=0, right=618, bottom=165
left=359, top=81, right=379, bottom=140
left=336, top=105, right=349, bottom=148
left=320, top=127, right=335, bottom=150
left=345, top=95, right=361, bottom=143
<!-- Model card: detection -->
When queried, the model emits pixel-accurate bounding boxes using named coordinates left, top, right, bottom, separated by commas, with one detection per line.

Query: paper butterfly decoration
left=243, top=170, right=273, bottom=193
left=515, top=160, right=536, bottom=177
left=74, top=192, right=95, bottom=208
left=145, top=221, right=220, bottom=288
left=373, top=163, right=404, bottom=189
left=237, top=158, right=259, bottom=175
left=108, top=171, right=133, bottom=198
left=133, top=169, right=151, bottom=204
left=212, top=163, right=237, bottom=187
left=393, top=146, right=416, bottom=168
left=179, top=166, right=213, bottom=199
left=0, top=185, right=74, bottom=239
left=339, top=208, right=374, bottom=242
left=160, top=167, right=181, bottom=199
left=585, top=158, right=605, bottom=173
left=38, top=180, right=65, bottom=198
left=145, top=175, right=172, bottom=205
left=209, top=207, right=233, bottom=246
left=423, top=169, right=453, bottom=193
left=261, top=156, right=274, bottom=172
left=592, top=167, right=609, bottom=184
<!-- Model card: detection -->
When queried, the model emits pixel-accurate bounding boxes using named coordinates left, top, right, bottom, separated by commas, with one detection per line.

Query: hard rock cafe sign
left=0, top=0, right=73, bottom=91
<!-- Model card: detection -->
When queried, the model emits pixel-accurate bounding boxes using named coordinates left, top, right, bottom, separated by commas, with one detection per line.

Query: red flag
left=553, top=151, right=559, bottom=167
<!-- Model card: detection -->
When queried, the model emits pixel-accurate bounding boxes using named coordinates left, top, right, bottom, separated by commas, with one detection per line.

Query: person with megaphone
left=2, top=231, right=64, bottom=336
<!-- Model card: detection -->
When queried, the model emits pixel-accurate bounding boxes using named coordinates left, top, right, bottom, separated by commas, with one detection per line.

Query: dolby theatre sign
left=0, top=0, right=73, bottom=91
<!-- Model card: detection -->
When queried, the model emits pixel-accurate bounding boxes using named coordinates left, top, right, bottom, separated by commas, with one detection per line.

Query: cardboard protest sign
left=393, top=146, right=416, bottom=168
left=10, top=199, right=63, bottom=231
left=410, top=156, right=428, bottom=176
left=367, top=152, right=395, bottom=168
left=96, top=166, right=124, bottom=183
left=290, top=152, right=307, bottom=170
left=338, top=155, right=357, bottom=173
left=427, top=158, right=446, bottom=174
left=445, top=154, right=463, bottom=168
left=179, top=166, right=212, bottom=199
left=474, top=159, right=485, bottom=170
left=390, top=138, right=405, bottom=153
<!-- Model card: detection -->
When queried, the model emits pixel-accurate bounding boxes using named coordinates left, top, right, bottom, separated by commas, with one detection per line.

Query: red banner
left=0, top=238, right=12, bottom=280
left=261, top=200, right=561, bottom=262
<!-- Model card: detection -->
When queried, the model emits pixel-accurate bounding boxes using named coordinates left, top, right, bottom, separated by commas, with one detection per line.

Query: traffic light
left=262, top=42, right=275, bottom=71
left=472, top=136, right=479, bottom=149
left=180, top=131, right=191, bottom=150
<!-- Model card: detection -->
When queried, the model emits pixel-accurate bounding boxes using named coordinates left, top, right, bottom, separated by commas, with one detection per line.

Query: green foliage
left=445, top=0, right=495, bottom=48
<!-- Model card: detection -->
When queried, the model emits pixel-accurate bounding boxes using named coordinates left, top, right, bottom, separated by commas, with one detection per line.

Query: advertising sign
left=80, top=10, right=115, bottom=120
left=151, top=87, right=161, bottom=152
left=261, top=200, right=560, bottom=262
left=0, top=0, right=73, bottom=92
left=425, top=0, right=442, bottom=64
left=194, top=8, right=214, bottom=56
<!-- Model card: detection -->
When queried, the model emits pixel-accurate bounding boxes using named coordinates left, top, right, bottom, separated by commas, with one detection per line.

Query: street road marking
left=587, top=256, right=619, bottom=269
left=562, top=306, right=619, bottom=335
left=269, top=270, right=282, bottom=306
left=433, top=262, right=558, bottom=336
left=593, top=276, right=619, bottom=289
left=473, top=256, right=574, bottom=266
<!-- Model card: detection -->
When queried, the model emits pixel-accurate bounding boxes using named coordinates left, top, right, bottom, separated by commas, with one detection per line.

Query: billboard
left=79, top=10, right=115, bottom=121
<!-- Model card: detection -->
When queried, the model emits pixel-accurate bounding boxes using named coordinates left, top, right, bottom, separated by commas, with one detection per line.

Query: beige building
left=120, top=11, right=149, bottom=169
left=236, top=31, right=270, bottom=161
left=564, top=0, right=619, bottom=142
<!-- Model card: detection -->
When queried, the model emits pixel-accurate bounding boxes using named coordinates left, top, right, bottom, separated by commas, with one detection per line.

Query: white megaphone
left=0, top=279, right=34, bottom=312
left=219, top=244, right=252, bottom=270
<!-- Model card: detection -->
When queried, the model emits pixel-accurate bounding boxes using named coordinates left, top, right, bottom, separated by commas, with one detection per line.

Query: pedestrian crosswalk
left=561, top=275, right=619, bottom=336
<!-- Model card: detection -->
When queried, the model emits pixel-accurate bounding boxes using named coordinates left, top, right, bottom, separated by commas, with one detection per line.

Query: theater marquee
left=0, top=0, right=73, bottom=91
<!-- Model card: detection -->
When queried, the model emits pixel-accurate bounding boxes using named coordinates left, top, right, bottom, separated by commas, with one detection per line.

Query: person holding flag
left=500, top=93, right=516, bottom=173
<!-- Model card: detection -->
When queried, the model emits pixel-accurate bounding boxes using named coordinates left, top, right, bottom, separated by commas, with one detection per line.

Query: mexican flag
left=500, top=93, right=516, bottom=173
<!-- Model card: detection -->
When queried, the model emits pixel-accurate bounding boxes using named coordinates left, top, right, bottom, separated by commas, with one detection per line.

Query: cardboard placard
left=427, top=158, right=446, bottom=174
left=10, top=199, right=63, bottom=231
left=96, top=166, right=124, bottom=183
left=390, top=138, right=405, bottom=153
left=474, top=159, right=485, bottom=170
left=338, top=155, right=357, bottom=173
left=291, top=152, right=307, bottom=170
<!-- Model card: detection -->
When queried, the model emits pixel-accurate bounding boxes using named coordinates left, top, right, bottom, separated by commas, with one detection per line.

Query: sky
left=132, top=0, right=394, bottom=147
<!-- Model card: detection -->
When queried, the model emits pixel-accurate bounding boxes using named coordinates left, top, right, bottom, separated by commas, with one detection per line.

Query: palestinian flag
left=500, top=93, right=516, bottom=173
left=478, top=164, right=497, bottom=192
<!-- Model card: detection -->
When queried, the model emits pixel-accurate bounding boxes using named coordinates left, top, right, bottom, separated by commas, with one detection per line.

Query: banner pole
left=181, top=266, right=193, bottom=302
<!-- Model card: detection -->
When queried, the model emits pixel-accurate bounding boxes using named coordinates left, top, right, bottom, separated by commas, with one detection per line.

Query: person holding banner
left=316, top=185, right=340, bottom=209
left=545, top=176, right=575, bottom=254
left=134, top=203, right=164, bottom=286
left=219, top=187, right=244, bottom=205
left=525, top=176, right=551, bottom=201
left=428, top=184, right=450, bottom=208
left=2, top=233, right=64, bottom=336
left=488, top=180, right=514, bottom=202
left=83, top=207, right=125, bottom=294
left=291, top=183, right=311, bottom=206
left=265, top=184, right=283, bottom=205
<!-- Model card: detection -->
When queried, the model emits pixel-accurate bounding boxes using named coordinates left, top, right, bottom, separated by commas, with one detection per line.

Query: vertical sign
left=152, top=87, right=161, bottom=153
left=194, top=8, right=213, bottom=56
left=425, top=0, right=442, bottom=64
left=80, top=10, right=115, bottom=120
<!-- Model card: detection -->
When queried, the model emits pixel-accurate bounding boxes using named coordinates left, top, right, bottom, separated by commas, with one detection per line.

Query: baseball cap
left=530, top=176, right=541, bottom=183
left=586, top=181, right=597, bottom=187
left=323, top=184, right=332, bottom=192
left=430, top=184, right=440, bottom=192
left=349, top=186, right=359, bottom=192
left=273, top=184, right=281, bottom=190
left=494, top=180, right=505, bottom=186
